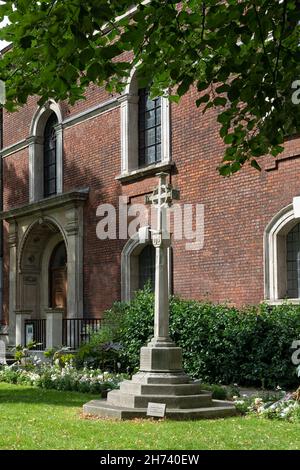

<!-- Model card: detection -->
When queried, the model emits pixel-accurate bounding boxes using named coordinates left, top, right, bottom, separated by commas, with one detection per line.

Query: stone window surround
left=29, top=100, right=63, bottom=203
left=117, top=69, right=171, bottom=182
left=264, top=202, right=300, bottom=304
left=121, top=232, right=172, bottom=302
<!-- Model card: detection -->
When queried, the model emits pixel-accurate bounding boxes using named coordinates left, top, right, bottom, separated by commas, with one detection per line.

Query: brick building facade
left=1, top=66, right=300, bottom=347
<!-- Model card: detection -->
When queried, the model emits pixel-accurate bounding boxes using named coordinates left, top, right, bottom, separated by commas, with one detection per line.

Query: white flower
left=254, top=398, right=263, bottom=406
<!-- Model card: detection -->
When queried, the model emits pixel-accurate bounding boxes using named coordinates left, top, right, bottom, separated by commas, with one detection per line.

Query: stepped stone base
left=83, top=399, right=237, bottom=420
left=83, top=341, right=237, bottom=420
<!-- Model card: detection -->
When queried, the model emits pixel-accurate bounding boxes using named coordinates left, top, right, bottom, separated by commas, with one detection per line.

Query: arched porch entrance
left=3, top=188, right=88, bottom=348
left=18, top=218, right=68, bottom=319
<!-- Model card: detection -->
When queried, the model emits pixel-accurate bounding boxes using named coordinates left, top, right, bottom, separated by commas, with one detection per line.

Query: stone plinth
left=45, top=308, right=64, bottom=349
left=83, top=339, right=237, bottom=420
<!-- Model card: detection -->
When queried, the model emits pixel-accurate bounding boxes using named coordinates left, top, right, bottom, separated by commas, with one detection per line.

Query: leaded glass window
left=138, top=88, right=161, bottom=167
left=138, top=245, right=155, bottom=290
left=286, top=222, right=300, bottom=298
left=44, top=113, right=58, bottom=197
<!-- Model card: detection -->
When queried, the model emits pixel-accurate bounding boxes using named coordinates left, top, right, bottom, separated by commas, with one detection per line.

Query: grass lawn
left=0, top=382, right=299, bottom=450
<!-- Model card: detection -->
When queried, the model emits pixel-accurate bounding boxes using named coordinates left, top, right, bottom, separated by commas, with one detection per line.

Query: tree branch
left=253, top=2, right=275, bottom=82
left=274, top=0, right=288, bottom=82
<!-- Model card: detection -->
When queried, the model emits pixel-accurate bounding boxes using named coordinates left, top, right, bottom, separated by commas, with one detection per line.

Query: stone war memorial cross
left=83, top=173, right=236, bottom=419
left=145, top=172, right=179, bottom=346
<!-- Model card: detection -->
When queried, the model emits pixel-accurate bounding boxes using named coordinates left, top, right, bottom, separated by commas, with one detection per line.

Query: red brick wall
left=2, top=82, right=300, bottom=324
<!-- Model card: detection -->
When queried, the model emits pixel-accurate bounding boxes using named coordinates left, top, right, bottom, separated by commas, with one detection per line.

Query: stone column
left=55, top=123, right=63, bottom=195
left=45, top=308, right=64, bottom=349
left=0, top=324, right=9, bottom=349
left=139, top=173, right=183, bottom=372
left=8, top=222, right=18, bottom=346
left=65, top=206, right=84, bottom=319
left=15, top=310, right=32, bottom=346
left=28, top=135, right=44, bottom=203
left=152, top=219, right=171, bottom=343
left=119, top=93, right=139, bottom=174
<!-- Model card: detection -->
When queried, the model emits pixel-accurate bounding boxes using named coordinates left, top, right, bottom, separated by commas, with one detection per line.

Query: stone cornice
left=0, top=188, right=89, bottom=222
left=63, top=97, right=119, bottom=129
left=1, top=97, right=121, bottom=159
left=1, top=139, right=28, bottom=158
left=116, top=162, right=174, bottom=184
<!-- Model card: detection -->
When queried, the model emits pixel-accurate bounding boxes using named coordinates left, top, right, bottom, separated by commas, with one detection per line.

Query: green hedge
left=104, top=286, right=300, bottom=388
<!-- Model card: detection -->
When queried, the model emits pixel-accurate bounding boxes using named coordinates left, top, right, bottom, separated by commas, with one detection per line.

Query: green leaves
left=1, top=0, right=300, bottom=174
left=87, top=62, right=103, bottom=82
left=19, top=35, right=34, bottom=49
left=109, top=285, right=300, bottom=388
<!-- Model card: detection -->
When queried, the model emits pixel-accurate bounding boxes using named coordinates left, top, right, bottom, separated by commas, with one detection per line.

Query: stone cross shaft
left=146, top=172, right=180, bottom=345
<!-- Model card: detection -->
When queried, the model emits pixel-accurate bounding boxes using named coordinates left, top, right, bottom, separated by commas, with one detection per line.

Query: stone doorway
left=49, top=241, right=67, bottom=316
left=3, top=189, right=88, bottom=346
left=18, top=219, right=67, bottom=320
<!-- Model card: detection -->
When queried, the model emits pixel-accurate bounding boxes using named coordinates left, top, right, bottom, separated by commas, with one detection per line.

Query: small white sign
left=147, top=402, right=166, bottom=418
left=25, top=324, right=34, bottom=345
left=0, top=340, right=6, bottom=365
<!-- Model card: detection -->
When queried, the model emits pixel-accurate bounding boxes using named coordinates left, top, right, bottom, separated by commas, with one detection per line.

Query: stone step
left=107, top=390, right=213, bottom=409
left=119, top=380, right=205, bottom=396
left=131, top=372, right=191, bottom=384
left=83, top=399, right=237, bottom=420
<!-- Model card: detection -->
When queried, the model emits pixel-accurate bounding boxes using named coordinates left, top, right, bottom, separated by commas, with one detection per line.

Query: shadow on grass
left=0, top=383, right=99, bottom=407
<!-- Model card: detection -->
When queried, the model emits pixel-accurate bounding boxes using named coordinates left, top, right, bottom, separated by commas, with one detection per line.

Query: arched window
left=138, top=244, right=155, bottom=290
left=43, top=113, right=58, bottom=198
left=29, top=100, right=63, bottom=203
left=121, top=235, right=172, bottom=301
left=286, top=222, right=300, bottom=298
left=138, top=88, right=161, bottom=167
left=264, top=203, right=300, bottom=303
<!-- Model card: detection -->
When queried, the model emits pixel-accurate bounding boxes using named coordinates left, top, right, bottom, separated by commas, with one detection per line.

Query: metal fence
left=24, top=319, right=47, bottom=350
left=62, top=318, right=103, bottom=350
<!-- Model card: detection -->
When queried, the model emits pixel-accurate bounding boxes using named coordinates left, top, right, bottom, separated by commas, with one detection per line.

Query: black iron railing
left=24, top=319, right=47, bottom=350
left=62, top=318, right=103, bottom=350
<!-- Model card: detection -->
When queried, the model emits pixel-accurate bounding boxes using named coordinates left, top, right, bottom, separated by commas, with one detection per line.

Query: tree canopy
left=0, top=0, right=300, bottom=174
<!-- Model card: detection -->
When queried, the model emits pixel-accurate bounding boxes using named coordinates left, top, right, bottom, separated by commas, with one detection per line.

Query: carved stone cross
left=145, top=172, right=180, bottom=344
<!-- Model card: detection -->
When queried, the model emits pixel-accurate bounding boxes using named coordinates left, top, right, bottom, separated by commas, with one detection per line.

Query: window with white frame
left=138, top=88, right=162, bottom=167
left=119, top=71, right=170, bottom=176
left=265, top=203, right=300, bottom=302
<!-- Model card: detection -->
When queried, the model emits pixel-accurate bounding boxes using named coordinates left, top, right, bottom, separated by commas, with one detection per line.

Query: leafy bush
left=103, top=287, right=300, bottom=388
left=104, top=285, right=154, bottom=372
left=44, top=347, right=75, bottom=368
left=75, top=326, right=122, bottom=371
left=12, top=341, right=42, bottom=365
left=201, top=383, right=228, bottom=400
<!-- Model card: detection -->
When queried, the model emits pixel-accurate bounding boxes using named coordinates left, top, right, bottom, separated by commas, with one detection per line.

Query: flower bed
left=234, top=388, right=300, bottom=422
left=0, top=363, right=124, bottom=395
